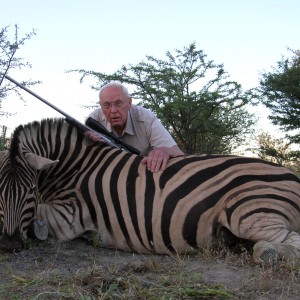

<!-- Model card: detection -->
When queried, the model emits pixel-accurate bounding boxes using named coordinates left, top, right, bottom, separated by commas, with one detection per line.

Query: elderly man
left=86, top=81, right=184, bottom=172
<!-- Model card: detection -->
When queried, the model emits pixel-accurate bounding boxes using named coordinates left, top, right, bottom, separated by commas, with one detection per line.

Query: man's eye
left=116, top=100, right=123, bottom=107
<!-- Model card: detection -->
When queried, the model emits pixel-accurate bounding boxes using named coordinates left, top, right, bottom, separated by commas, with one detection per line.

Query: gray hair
left=99, top=81, right=130, bottom=99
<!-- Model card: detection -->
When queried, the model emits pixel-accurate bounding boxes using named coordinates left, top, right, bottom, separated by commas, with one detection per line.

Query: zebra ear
left=0, top=150, right=8, bottom=164
left=25, top=153, right=59, bottom=171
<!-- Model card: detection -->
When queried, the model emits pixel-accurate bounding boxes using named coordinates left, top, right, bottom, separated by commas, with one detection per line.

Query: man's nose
left=110, top=105, right=117, bottom=112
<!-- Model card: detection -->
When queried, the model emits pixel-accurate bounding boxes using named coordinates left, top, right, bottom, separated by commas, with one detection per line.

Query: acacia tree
left=259, top=49, right=300, bottom=146
left=0, top=25, right=38, bottom=118
left=0, top=25, right=38, bottom=150
left=72, top=43, right=257, bottom=154
left=254, top=132, right=300, bottom=175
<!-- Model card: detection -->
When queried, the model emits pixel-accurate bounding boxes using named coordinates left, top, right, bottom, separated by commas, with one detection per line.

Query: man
left=86, top=81, right=184, bottom=172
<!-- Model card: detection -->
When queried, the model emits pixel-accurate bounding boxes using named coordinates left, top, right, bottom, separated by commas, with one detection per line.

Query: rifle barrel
left=2, top=74, right=120, bottom=149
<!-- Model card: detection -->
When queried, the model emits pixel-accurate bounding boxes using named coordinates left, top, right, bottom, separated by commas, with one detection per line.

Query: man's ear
left=128, top=97, right=132, bottom=108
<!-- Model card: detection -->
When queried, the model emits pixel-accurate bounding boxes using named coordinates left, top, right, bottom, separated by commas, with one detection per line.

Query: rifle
left=85, top=117, right=140, bottom=154
left=2, top=75, right=140, bottom=155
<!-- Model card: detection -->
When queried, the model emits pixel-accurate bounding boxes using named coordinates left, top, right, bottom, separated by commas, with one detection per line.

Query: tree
left=71, top=43, right=257, bottom=154
left=254, top=132, right=300, bottom=176
left=0, top=25, right=39, bottom=119
left=0, top=125, right=8, bottom=150
left=259, top=49, right=300, bottom=145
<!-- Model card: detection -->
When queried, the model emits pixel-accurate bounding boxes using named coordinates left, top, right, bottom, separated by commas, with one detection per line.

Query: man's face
left=100, top=86, right=132, bottom=133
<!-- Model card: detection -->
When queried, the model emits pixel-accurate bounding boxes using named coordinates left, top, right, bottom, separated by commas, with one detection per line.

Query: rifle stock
left=85, top=117, right=140, bottom=155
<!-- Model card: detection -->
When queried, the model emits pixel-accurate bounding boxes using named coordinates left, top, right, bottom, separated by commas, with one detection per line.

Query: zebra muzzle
left=0, top=228, right=25, bottom=251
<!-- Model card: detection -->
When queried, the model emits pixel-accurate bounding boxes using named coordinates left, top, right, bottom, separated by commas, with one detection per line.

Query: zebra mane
left=9, top=118, right=73, bottom=159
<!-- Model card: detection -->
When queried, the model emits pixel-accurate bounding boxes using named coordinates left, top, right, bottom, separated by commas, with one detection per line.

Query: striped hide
left=0, top=118, right=300, bottom=264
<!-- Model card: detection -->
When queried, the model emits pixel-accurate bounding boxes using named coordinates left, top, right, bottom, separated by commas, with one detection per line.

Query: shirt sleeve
left=149, top=116, right=177, bottom=149
left=86, top=108, right=102, bottom=123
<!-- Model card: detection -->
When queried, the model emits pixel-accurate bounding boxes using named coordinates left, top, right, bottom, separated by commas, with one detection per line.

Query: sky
left=1, top=0, right=299, bottom=139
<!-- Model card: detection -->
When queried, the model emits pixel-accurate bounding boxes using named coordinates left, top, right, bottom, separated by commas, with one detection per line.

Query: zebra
left=0, top=118, right=300, bottom=265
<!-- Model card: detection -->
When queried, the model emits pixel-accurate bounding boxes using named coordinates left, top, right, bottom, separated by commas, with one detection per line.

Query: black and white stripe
left=0, top=118, right=300, bottom=263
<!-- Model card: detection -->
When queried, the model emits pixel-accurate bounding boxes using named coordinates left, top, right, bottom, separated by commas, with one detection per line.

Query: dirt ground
left=1, top=238, right=300, bottom=299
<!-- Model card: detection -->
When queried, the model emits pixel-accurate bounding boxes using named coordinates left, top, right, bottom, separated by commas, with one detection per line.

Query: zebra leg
left=253, top=231, right=300, bottom=265
left=37, top=199, right=90, bottom=241
left=234, top=215, right=300, bottom=265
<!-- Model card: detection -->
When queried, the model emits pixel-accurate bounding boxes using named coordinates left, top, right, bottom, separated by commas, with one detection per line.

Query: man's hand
left=85, top=131, right=104, bottom=142
left=141, top=146, right=184, bottom=172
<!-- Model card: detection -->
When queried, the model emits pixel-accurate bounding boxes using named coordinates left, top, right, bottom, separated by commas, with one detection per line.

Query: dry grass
left=0, top=239, right=300, bottom=299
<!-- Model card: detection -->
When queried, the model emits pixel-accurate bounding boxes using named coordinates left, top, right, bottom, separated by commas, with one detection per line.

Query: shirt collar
left=106, top=111, right=134, bottom=137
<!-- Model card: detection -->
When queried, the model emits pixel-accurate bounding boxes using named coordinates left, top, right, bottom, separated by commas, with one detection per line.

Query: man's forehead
left=100, top=86, right=126, bottom=101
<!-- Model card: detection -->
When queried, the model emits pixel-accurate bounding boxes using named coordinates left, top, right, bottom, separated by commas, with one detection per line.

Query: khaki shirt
left=86, top=105, right=177, bottom=156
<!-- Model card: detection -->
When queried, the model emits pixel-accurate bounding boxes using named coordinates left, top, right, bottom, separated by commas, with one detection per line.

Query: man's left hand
left=141, top=145, right=184, bottom=172
left=141, top=148, right=170, bottom=173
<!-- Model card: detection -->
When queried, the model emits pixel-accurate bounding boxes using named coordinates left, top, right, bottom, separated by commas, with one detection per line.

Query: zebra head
left=0, top=149, right=58, bottom=250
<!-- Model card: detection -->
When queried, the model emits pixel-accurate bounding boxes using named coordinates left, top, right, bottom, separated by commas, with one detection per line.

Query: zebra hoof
left=28, top=219, right=48, bottom=241
left=253, top=241, right=278, bottom=266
